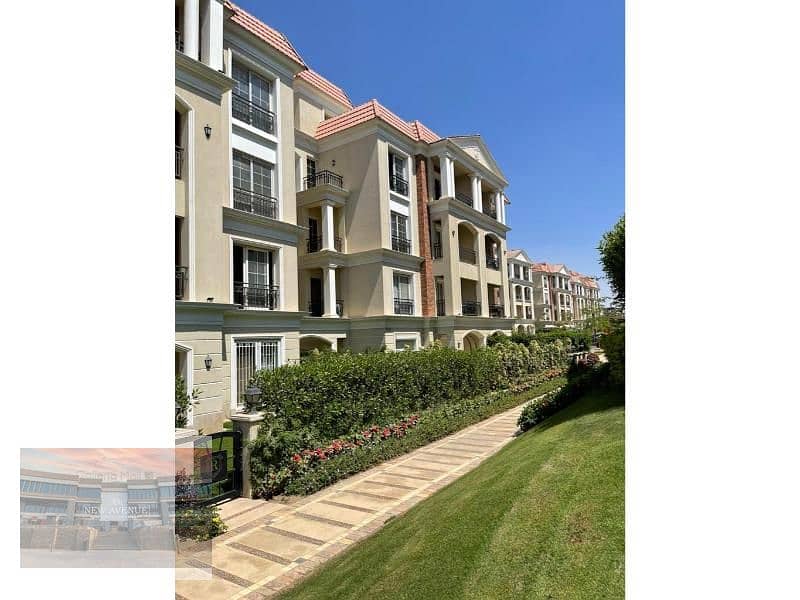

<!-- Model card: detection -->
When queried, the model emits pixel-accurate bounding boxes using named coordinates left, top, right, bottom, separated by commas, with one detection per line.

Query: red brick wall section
left=415, top=155, right=435, bottom=317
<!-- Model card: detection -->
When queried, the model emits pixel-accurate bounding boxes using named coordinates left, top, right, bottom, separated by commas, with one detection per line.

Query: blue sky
left=238, top=0, right=623, bottom=298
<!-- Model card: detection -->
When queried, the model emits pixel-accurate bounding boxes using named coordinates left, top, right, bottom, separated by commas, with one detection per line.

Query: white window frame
left=388, top=146, right=411, bottom=199
left=230, top=236, right=282, bottom=311
left=230, top=335, right=284, bottom=411
left=175, top=343, right=194, bottom=426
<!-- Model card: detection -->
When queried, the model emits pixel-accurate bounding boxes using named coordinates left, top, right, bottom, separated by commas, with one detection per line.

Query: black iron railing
left=455, top=191, right=473, bottom=207
left=392, top=235, right=412, bottom=254
left=394, top=298, right=414, bottom=315
left=307, top=301, right=343, bottom=317
left=390, top=173, right=409, bottom=195
left=486, top=256, right=500, bottom=270
left=459, top=246, right=477, bottom=264
left=234, top=282, right=279, bottom=309
left=175, top=146, right=184, bottom=179
left=176, top=266, right=187, bottom=299
left=233, top=187, right=278, bottom=219
left=483, top=204, right=497, bottom=218
left=232, top=94, right=275, bottom=134
left=175, top=30, right=183, bottom=52
left=489, top=304, right=505, bottom=318
left=432, top=242, right=443, bottom=259
left=304, top=170, right=343, bottom=189
left=306, top=236, right=342, bottom=253
left=436, top=298, right=445, bottom=316
left=462, top=301, right=481, bottom=316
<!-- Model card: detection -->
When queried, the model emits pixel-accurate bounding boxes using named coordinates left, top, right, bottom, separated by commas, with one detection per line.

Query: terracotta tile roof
left=316, top=99, right=440, bottom=143
left=225, top=2, right=306, bottom=67
left=295, top=69, right=352, bottom=109
left=532, top=263, right=567, bottom=274
left=409, top=120, right=441, bottom=143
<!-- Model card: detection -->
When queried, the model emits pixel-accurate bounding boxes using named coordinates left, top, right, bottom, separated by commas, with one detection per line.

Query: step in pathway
left=176, top=397, right=537, bottom=600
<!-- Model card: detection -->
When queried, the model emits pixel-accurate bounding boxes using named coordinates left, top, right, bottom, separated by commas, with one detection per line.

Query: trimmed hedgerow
left=281, top=374, right=566, bottom=497
left=251, top=343, right=567, bottom=442
left=517, top=363, right=610, bottom=432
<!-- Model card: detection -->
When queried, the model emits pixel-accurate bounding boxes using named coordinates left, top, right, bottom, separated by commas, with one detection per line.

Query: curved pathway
left=176, top=398, right=537, bottom=600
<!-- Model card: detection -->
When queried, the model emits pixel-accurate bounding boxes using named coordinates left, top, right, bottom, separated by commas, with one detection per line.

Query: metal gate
left=191, top=430, right=242, bottom=505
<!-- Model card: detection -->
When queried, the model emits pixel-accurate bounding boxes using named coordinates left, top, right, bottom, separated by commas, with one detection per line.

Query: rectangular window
left=395, top=337, right=417, bottom=351
left=232, top=62, right=275, bottom=133
left=391, top=212, right=411, bottom=253
left=233, top=150, right=276, bottom=218
left=393, top=273, right=413, bottom=315
left=234, top=245, right=277, bottom=309
left=235, top=338, right=280, bottom=408
left=306, top=157, right=316, bottom=188
left=388, top=151, right=409, bottom=195
left=514, top=265, right=521, bottom=279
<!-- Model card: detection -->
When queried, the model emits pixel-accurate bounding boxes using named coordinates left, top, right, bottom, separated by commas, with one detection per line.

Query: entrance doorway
left=309, top=277, right=322, bottom=316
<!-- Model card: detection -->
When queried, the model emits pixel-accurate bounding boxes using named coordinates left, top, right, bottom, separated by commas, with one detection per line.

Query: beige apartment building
left=506, top=250, right=536, bottom=333
left=175, top=1, right=516, bottom=432
left=526, top=261, right=601, bottom=328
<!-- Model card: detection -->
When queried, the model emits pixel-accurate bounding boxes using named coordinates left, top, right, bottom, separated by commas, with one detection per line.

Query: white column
left=323, top=266, right=338, bottom=317
left=183, top=0, right=200, bottom=60
left=495, top=192, right=503, bottom=223
left=321, top=201, right=335, bottom=251
left=470, top=174, right=482, bottom=211
left=439, top=153, right=455, bottom=198
left=201, top=0, right=224, bottom=71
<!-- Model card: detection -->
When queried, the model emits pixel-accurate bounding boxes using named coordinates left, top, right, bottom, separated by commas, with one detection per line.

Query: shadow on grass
left=522, top=384, right=625, bottom=436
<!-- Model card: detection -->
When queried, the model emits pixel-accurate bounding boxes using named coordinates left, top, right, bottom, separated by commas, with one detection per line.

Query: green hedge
left=282, top=374, right=566, bottom=496
left=517, top=363, right=610, bottom=431
left=251, top=343, right=567, bottom=442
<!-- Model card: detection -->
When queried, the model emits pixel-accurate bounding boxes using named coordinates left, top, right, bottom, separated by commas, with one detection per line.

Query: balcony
left=389, top=173, right=409, bottom=196
left=462, top=301, right=481, bottom=316
left=232, top=94, right=275, bottom=134
left=436, top=297, right=445, bottom=316
left=486, top=256, right=500, bottom=270
left=489, top=304, right=505, bottom=318
left=175, top=30, right=183, bottom=52
left=175, top=266, right=187, bottom=299
left=306, top=236, right=343, bottom=253
left=483, top=204, right=497, bottom=219
left=175, top=146, right=184, bottom=179
left=459, top=246, right=477, bottom=264
left=305, top=170, right=343, bottom=190
left=234, top=282, right=279, bottom=309
left=393, top=298, right=414, bottom=315
left=392, top=235, right=412, bottom=254
left=307, top=301, right=343, bottom=317
left=432, top=242, right=443, bottom=259
left=455, top=191, right=473, bottom=208
left=233, top=187, right=278, bottom=219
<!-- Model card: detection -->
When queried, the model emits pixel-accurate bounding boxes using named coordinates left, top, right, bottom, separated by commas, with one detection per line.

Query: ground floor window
left=395, top=336, right=417, bottom=351
left=235, top=338, right=281, bottom=409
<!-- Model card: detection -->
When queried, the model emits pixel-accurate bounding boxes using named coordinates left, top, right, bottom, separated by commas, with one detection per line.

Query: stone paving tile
left=176, top=576, right=244, bottom=600
left=296, top=501, right=370, bottom=526
left=348, top=480, right=412, bottom=499
left=235, top=528, right=319, bottom=562
left=212, top=544, right=285, bottom=582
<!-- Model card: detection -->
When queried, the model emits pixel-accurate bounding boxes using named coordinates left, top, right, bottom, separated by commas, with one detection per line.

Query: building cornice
left=428, top=197, right=511, bottom=236
left=345, top=249, right=424, bottom=270
left=175, top=51, right=234, bottom=100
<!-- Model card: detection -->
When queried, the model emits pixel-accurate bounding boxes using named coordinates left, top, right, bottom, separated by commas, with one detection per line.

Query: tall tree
left=598, top=216, right=625, bottom=307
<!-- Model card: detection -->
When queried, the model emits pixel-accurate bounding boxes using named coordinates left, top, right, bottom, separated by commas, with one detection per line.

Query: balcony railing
left=436, top=297, right=445, bottom=316
left=175, top=30, right=183, bottom=52
left=482, top=205, right=498, bottom=219
left=455, top=192, right=473, bottom=207
left=307, top=301, right=343, bottom=317
left=392, top=235, right=412, bottom=254
left=304, top=170, right=344, bottom=189
left=389, top=173, right=409, bottom=196
left=234, top=282, right=279, bottom=309
left=233, top=187, right=278, bottom=219
left=462, top=301, right=481, bottom=316
left=232, top=94, right=276, bottom=134
left=459, top=246, right=477, bottom=264
left=486, top=256, right=500, bottom=270
left=306, top=236, right=343, bottom=253
left=176, top=266, right=187, bottom=299
left=489, top=304, right=505, bottom=318
left=175, top=146, right=184, bottom=179
left=432, top=242, right=443, bottom=259
left=393, top=298, right=414, bottom=315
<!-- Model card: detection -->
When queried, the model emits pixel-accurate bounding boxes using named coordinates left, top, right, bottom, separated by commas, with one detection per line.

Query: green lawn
left=277, top=388, right=625, bottom=600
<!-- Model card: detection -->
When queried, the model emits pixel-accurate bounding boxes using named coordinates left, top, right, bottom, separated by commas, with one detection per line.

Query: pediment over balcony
left=447, top=135, right=507, bottom=182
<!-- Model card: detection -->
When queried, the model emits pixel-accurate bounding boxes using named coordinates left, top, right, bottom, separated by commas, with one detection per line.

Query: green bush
left=175, top=375, right=198, bottom=428
left=517, top=363, right=610, bottom=431
left=284, top=374, right=566, bottom=496
left=534, top=328, right=591, bottom=350
left=600, top=325, right=625, bottom=387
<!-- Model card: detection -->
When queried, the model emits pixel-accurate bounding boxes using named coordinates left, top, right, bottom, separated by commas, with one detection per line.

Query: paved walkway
left=176, top=398, right=535, bottom=600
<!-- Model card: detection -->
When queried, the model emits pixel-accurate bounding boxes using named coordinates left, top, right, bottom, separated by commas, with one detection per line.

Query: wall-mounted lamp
left=451, top=230, right=456, bottom=238
left=331, top=159, right=336, bottom=167
left=207, top=297, right=214, bottom=303
left=204, top=354, right=213, bottom=371
left=204, top=124, right=212, bottom=139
